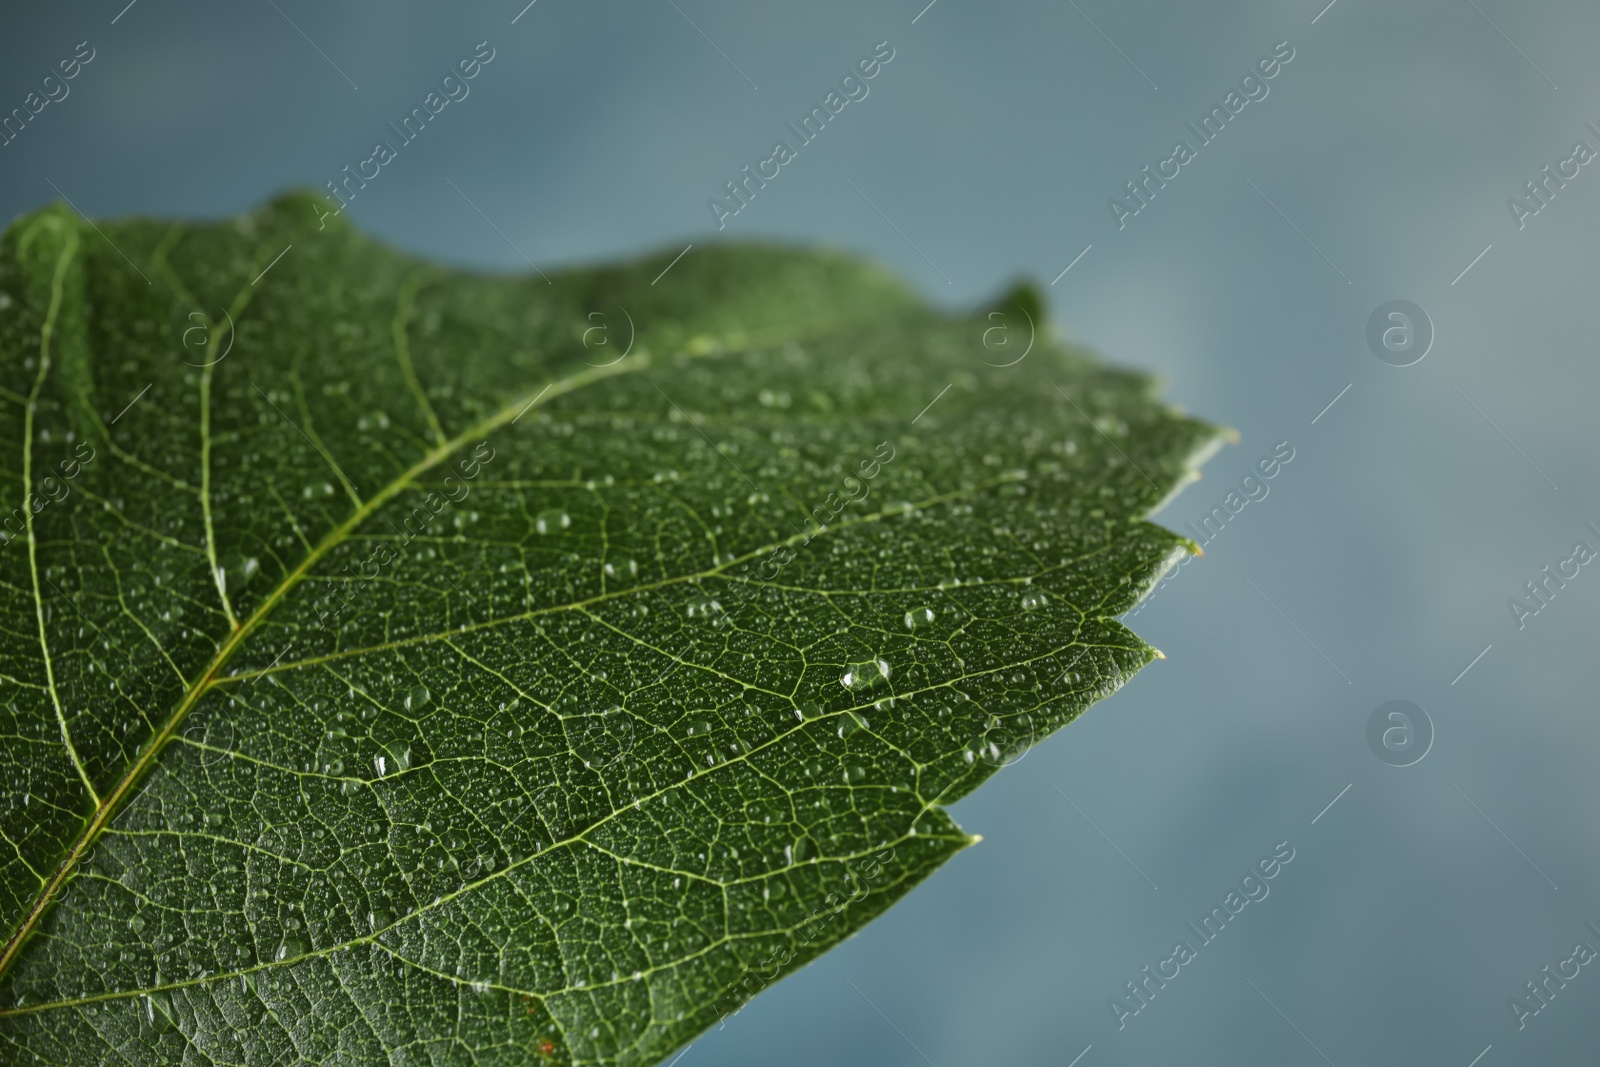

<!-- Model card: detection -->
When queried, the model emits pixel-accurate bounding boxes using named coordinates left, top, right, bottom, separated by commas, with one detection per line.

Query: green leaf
left=0, top=193, right=1220, bottom=1066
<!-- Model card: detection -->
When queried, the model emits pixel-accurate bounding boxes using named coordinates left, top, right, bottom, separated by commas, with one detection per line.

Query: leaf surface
left=0, top=194, right=1219, bottom=1066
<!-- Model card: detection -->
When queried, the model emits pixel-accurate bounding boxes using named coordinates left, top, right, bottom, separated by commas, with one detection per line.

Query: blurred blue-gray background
left=5, top=1, right=1598, bottom=1063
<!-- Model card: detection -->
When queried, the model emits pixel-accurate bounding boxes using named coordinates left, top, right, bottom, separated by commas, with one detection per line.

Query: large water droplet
left=219, top=554, right=260, bottom=594
left=686, top=596, right=724, bottom=620
left=837, top=711, right=868, bottom=737
left=405, top=686, right=431, bottom=711
left=536, top=508, right=570, bottom=534
left=141, top=990, right=177, bottom=1033
left=841, top=659, right=891, bottom=690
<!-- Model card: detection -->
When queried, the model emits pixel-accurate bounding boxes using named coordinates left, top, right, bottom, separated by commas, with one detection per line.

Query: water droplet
left=903, top=607, right=934, bottom=630
left=837, top=711, right=868, bottom=737
left=535, top=508, right=570, bottom=534
left=604, top=555, right=637, bottom=579
left=141, top=990, right=177, bottom=1033
left=219, top=554, right=260, bottom=594
left=275, top=936, right=306, bottom=962
left=686, top=596, right=724, bottom=620
left=840, top=659, right=891, bottom=691
left=1021, top=591, right=1048, bottom=610
left=405, top=686, right=431, bottom=711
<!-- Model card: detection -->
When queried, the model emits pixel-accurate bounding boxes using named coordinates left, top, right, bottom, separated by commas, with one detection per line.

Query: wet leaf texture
left=0, top=194, right=1219, bottom=1065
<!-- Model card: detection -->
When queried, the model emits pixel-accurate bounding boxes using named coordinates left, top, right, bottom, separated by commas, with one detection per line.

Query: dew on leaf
left=0, top=200, right=1223, bottom=1067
